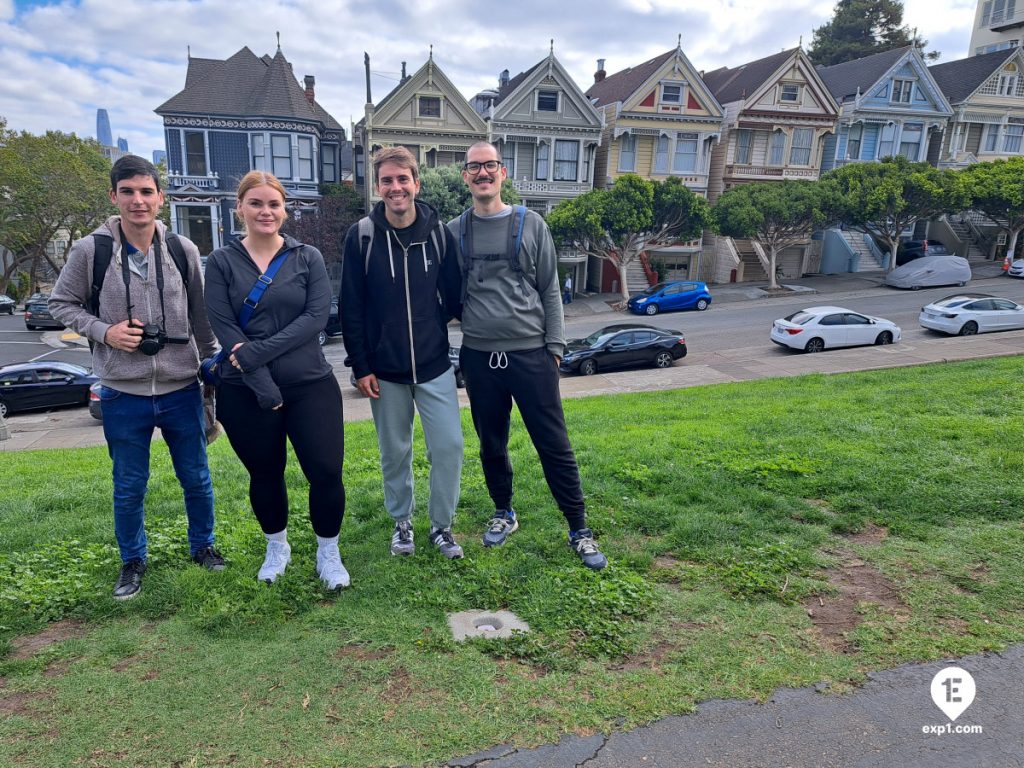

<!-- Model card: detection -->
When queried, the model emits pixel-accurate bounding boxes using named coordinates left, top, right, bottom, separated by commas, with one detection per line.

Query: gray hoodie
left=49, top=217, right=217, bottom=396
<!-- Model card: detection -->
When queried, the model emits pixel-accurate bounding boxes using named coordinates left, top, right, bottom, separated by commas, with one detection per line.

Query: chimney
left=304, top=75, right=315, bottom=104
left=499, top=69, right=510, bottom=88
left=401, top=61, right=407, bottom=81
left=595, top=58, right=606, bottom=84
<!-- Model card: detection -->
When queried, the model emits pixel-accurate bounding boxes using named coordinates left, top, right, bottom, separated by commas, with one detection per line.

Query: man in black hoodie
left=341, top=147, right=464, bottom=559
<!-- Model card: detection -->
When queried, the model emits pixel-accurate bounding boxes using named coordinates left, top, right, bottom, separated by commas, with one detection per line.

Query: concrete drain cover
left=447, top=609, right=529, bottom=641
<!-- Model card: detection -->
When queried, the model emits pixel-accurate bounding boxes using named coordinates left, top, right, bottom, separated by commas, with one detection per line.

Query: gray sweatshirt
left=49, top=217, right=217, bottom=396
left=448, top=207, right=565, bottom=357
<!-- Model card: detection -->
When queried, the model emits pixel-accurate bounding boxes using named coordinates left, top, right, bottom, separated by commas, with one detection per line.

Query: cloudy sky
left=0, top=0, right=977, bottom=160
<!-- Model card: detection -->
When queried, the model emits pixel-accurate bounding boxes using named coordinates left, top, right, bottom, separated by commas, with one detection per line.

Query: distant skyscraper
left=153, top=150, right=167, bottom=165
left=117, top=137, right=129, bottom=152
left=96, top=109, right=113, bottom=147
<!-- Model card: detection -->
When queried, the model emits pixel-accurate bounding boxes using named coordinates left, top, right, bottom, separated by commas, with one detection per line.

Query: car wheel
left=875, top=331, right=894, bottom=345
left=695, top=298, right=709, bottom=311
left=958, top=281, right=966, bottom=287
left=580, top=359, right=598, bottom=376
left=26, top=324, right=36, bottom=331
left=0, top=399, right=8, bottom=418
left=804, top=337, right=825, bottom=353
left=654, top=351, right=674, bottom=368
left=644, top=303, right=659, bottom=316
left=911, top=285, right=921, bottom=291
left=958, top=321, right=979, bottom=336
left=317, top=330, right=327, bottom=346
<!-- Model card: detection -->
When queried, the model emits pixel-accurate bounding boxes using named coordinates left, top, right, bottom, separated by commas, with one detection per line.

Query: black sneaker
left=482, top=509, right=518, bottom=547
left=191, top=546, right=226, bottom=571
left=113, top=559, right=146, bottom=601
left=568, top=528, right=608, bottom=570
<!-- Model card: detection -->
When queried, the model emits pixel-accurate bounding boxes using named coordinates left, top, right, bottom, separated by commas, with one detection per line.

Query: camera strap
left=118, top=225, right=169, bottom=329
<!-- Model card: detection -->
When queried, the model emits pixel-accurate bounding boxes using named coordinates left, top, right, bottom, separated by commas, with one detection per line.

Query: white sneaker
left=317, top=544, right=351, bottom=591
left=258, top=539, right=291, bottom=583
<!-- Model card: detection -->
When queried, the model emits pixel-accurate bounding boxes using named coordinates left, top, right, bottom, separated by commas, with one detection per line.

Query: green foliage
left=417, top=163, right=520, bottom=222
left=959, top=157, right=1024, bottom=253
left=283, top=182, right=364, bottom=266
left=808, top=0, right=937, bottom=66
left=714, top=180, right=834, bottom=244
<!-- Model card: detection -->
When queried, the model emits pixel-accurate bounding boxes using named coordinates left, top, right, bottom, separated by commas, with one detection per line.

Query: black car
left=560, top=323, right=687, bottom=376
left=895, top=240, right=950, bottom=267
left=319, top=297, right=343, bottom=346
left=24, top=300, right=64, bottom=331
left=0, top=361, right=98, bottom=418
left=0, top=294, right=15, bottom=315
left=22, top=292, right=49, bottom=311
left=348, top=346, right=464, bottom=391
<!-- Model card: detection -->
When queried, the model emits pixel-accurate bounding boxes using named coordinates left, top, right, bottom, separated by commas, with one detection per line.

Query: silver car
left=885, top=256, right=971, bottom=290
left=919, top=294, right=1024, bottom=336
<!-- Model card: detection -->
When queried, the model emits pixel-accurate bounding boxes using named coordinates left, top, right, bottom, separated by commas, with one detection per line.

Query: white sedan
left=919, top=293, right=1024, bottom=335
left=1008, top=259, right=1024, bottom=278
left=771, top=306, right=902, bottom=353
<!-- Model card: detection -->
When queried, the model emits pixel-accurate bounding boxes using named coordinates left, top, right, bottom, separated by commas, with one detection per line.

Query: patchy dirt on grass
left=0, top=690, right=50, bottom=716
left=845, top=522, right=889, bottom=546
left=379, top=667, right=414, bottom=706
left=333, top=644, right=395, bottom=662
left=9, top=620, right=87, bottom=661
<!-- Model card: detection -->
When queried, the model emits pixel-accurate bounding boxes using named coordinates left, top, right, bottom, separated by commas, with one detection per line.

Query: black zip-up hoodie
left=205, top=234, right=333, bottom=409
left=341, top=200, right=460, bottom=386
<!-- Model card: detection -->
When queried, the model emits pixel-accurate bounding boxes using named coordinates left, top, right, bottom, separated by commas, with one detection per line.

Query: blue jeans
left=99, top=381, right=215, bottom=563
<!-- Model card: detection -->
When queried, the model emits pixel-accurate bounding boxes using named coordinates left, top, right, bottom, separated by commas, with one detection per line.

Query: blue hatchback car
left=627, top=280, right=712, bottom=316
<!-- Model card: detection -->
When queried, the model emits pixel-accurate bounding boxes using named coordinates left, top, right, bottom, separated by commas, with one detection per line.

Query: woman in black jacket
left=204, top=171, right=348, bottom=590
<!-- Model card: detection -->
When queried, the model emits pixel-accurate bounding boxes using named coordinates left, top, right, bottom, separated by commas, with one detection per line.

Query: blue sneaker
left=482, top=509, right=518, bottom=547
left=569, top=528, right=607, bottom=570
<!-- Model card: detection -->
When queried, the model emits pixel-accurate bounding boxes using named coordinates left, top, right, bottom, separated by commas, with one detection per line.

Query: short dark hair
left=110, top=155, right=161, bottom=192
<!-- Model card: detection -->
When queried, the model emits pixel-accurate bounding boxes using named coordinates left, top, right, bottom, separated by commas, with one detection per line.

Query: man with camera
left=50, top=155, right=224, bottom=600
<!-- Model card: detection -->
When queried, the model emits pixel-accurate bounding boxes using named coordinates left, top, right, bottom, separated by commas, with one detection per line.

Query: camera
left=135, top=323, right=189, bottom=356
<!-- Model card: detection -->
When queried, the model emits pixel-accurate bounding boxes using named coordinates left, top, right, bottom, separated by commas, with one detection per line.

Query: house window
left=536, top=142, right=549, bottom=180
left=899, top=123, right=924, bottom=159
left=618, top=134, right=636, bottom=172
left=1004, top=122, right=1024, bottom=152
left=184, top=131, right=207, bottom=176
left=655, top=135, right=670, bottom=173
left=985, top=124, right=1001, bottom=152
left=734, top=129, right=752, bottom=164
left=271, top=134, right=291, bottom=178
left=991, top=0, right=1016, bottom=24
left=780, top=84, right=800, bottom=104
left=554, top=140, right=579, bottom=181
left=673, top=133, right=698, bottom=173
left=251, top=134, right=267, bottom=171
left=355, top=145, right=365, bottom=185
left=789, top=128, right=813, bottom=165
left=501, top=141, right=516, bottom=178
left=419, top=96, right=441, bottom=117
left=891, top=79, right=914, bottom=103
left=878, top=123, right=897, bottom=158
left=322, top=144, right=337, bottom=183
left=661, top=84, right=682, bottom=104
left=297, top=136, right=314, bottom=181
left=583, top=144, right=592, bottom=184
left=228, top=208, right=244, bottom=234
left=537, top=91, right=559, bottom=112
left=768, top=129, right=786, bottom=165
left=847, top=124, right=863, bottom=159
left=999, top=67, right=1018, bottom=95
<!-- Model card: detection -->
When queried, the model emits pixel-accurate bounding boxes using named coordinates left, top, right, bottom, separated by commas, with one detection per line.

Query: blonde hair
left=235, top=171, right=288, bottom=227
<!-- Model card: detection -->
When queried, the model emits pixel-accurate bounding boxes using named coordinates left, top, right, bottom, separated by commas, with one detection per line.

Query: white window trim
left=891, top=78, right=916, bottom=104
left=617, top=133, right=637, bottom=172
left=778, top=83, right=801, bottom=105
left=181, top=129, right=210, bottom=177
left=228, top=207, right=245, bottom=234
left=536, top=90, right=560, bottom=113
left=418, top=95, right=443, bottom=118
left=270, top=133, right=292, bottom=180
left=297, top=135, right=315, bottom=182
left=660, top=81, right=684, bottom=105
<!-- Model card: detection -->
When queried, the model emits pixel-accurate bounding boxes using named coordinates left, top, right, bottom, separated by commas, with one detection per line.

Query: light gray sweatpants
left=370, top=367, right=463, bottom=530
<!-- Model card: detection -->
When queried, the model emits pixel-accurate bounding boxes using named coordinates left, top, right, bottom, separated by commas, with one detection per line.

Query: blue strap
left=238, top=248, right=291, bottom=329
left=513, top=205, right=526, bottom=258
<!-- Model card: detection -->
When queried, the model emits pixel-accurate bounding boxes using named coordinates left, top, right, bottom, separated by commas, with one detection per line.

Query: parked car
left=1008, top=259, right=1024, bottom=278
left=24, top=300, right=64, bottom=330
left=0, top=361, right=98, bottom=418
left=885, top=256, right=971, bottom=290
left=627, top=281, right=711, bottom=316
left=895, top=239, right=950, bottom=267
left=319, top=296, right=343, bottom=346
left=559, top=324, right=687, bottom=375
left=89, top=381, right=103, bottom=420
left=919, top=293, right=1024, bottom=336
left=22, top=292, right=49, bottom=311
left=0, top=294, right=15, bottom=315
left=771, top=306, right=901, bottom=353
left=348, top=346, right=464, bottom=391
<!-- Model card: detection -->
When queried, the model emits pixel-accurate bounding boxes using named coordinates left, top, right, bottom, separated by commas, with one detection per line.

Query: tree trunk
left=884, top=237, right=899, bottom=272
left=768, top=246, right=779, bottom=290
left=617, top=262, right=630, bottom=303
left=1007, top=227, right=1021, bottom=262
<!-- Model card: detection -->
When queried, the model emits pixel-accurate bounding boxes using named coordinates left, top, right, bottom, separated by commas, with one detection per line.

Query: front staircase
left=733, top=239, right=768, bottom=281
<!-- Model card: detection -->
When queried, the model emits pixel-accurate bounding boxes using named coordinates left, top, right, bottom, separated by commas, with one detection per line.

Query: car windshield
left=783, top=311, right=815, bottom=325
left=639, top=283, right=670, bottom=296
left=580, top=329, right=621, bottom=346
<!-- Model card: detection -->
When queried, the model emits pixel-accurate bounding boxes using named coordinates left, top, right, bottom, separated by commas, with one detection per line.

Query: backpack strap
left=511, top=205, right=527, bottom=263
left=358, top=216, right=374, bottom=274
left=238, top=248, right=292, bottom=329
left=90, top=234, right=114, bottom=317
left=429, top=220, right=447, bottom=263
left=164, top=233, right=190, bottom=290
left=459, top=209, right=473, bottom=303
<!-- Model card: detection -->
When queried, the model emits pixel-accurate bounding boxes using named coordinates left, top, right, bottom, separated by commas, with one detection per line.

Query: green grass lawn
left=2, top=357, right=1023, bottom=767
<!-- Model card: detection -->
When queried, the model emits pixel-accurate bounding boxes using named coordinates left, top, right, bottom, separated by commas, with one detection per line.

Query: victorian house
left=585, top=42, right=725, bottom=291
left=353, top=51, right=487, bottom=208
left=703, top=47, right=840, bottom=282
left=155, top=44, right=348, bottom=255
left=471, top=47, right=605, bottom=290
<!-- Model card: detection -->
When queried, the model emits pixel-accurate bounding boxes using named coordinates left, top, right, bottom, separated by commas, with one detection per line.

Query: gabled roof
left=816, top=46, right=912, bottom=102
left=703, top=48, right=799, bottom=104
left=156, top=46, right=343, bottom=132
left=586, top=50, right=674, bottom=106
left=929, top=48, right=1021, bottom=104
left=489, top=51, right=604, bottom=128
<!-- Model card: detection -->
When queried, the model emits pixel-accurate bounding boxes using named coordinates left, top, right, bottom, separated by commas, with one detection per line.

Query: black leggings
left=460, top=346, right=586, bottom=531
left=216, top=375, right=345, bottom=537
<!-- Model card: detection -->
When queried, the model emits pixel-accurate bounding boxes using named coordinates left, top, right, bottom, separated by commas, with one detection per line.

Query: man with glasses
left=449, top=142, right=607, bottom=570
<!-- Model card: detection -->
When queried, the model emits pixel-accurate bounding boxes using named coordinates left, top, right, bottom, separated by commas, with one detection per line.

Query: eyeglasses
left=463, top=160, right=502, bottom=173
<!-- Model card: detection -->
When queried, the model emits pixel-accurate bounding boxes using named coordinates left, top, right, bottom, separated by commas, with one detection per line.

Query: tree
left=714, top=181, right=836, bottom=289
left=823, top=156, right=968, bottom=271
left=284, top=183, right=364, bottom=272
left=959, top=157, right=1024, bottom=261
left=0, top=124, right=113, bottom=294
left=547, top=175, right=713, bottom=303
left=808, top=0, right=937, bottom=67
left=417, top=163, right=520, bottom=222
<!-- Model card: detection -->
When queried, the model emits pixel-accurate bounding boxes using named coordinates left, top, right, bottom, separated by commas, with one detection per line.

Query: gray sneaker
left=568, top=528, right=608, bottom=570
left=429, top=528, right=464, bottom=559
left=482, top=509, right=518, bottom=547
left=316, top=544, right=350, bottom=591
left=390, top=519, right=415, bottom=556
